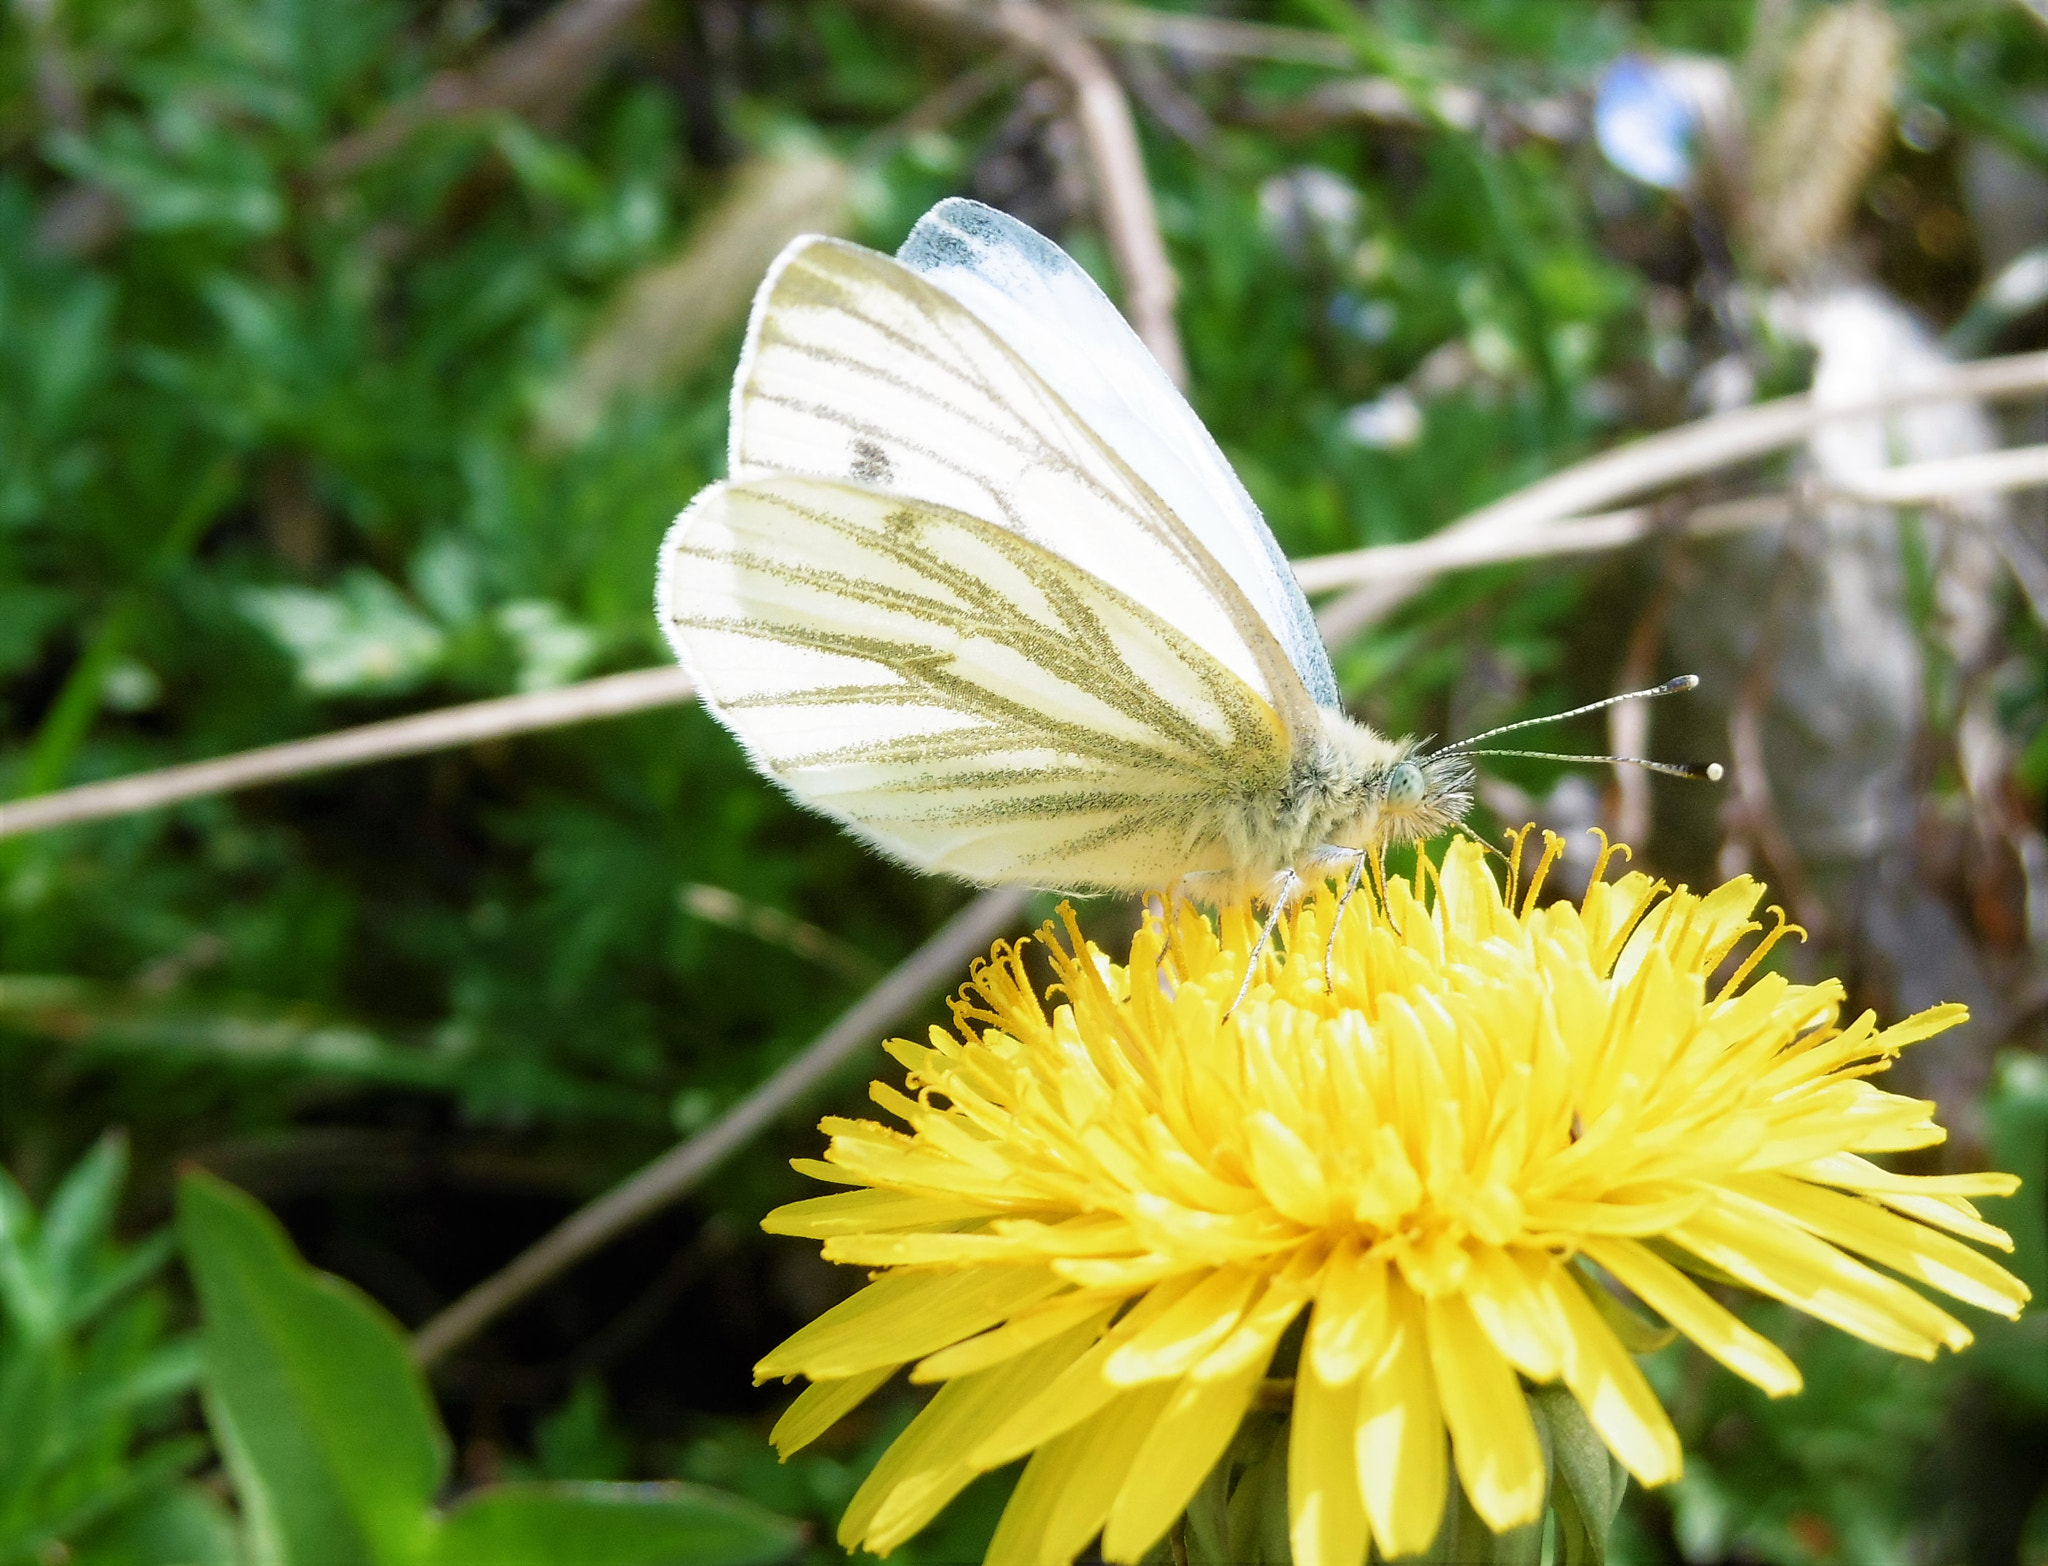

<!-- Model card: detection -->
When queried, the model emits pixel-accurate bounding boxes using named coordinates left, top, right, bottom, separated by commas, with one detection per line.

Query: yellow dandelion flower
left=755, top=835, right=2027, bottom=1566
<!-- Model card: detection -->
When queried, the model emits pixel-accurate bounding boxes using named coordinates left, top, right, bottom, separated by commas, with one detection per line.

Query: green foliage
left=176, top=1171, right=800, bottom=1566
left=0, top=1133, right=219, bottom=1566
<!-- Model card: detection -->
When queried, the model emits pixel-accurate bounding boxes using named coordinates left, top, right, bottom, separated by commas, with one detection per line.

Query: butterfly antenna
left=1437, top=675, right=1702, bottom=755
left=1460, top=747, right=1724, bottom=781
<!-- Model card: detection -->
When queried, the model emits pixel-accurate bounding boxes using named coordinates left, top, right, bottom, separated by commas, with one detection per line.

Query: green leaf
left=420, top=1482, right=799, bottom=1566
left=177, top=1172, right=447, bottom=1566
left=71, top=1479, right=244, bottom=1566
left=533, top=1376, right=631, bottom=1482
left=0, top=1161, right=54, bottom=1341
left=67, top=1229, right=178, bottom=1334
left=37, top=1432, right=211, bottom=1556
left=42, top=1130, right=128, bottom=1301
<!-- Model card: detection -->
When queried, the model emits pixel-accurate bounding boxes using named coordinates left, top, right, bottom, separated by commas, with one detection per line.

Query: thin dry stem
left=409, top=886, right=1033, bottom=1368
left=0, top=667, right=695, bottom=841
left=322, top=0, right=649, bottom=179
left=878, top=0, right=1188, bottom=386
left=1078, top=4, right=1354, bottom=68
left=1313, top=351, right=2048, bottom=641
left=1608, top=589, right=1670, bottom=850
left=1299, top=437, right=2048, bottom=597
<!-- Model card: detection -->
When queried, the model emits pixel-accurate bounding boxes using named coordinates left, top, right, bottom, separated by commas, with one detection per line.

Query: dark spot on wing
left=851, top=438, right=892, bottom=485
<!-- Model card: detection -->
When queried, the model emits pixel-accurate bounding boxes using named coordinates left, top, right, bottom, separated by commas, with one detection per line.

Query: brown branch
left=409, top=885, right=1034, bottom=1368
left=876, top=0, right=1187, bottom=386
left=322, top=0, right=651, bottom=179
left=1077, top=6, right=1354, bottom=69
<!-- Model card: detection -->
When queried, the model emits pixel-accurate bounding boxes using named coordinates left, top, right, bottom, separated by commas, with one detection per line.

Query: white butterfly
left=656, top=197, right=1473, bottom=898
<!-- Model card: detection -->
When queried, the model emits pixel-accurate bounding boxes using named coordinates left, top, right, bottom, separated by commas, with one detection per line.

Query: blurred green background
left=6, top=0, right=2048, bottom=1561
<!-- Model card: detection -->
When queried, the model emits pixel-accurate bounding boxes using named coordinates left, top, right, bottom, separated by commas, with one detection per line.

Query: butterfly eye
left=1385, top=762, right=1426, bottom=811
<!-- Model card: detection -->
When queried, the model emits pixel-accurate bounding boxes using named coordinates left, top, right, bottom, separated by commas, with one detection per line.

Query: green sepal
left=1180, top=1408, right=1291, bottom=1565
left=1572, top=1261, right=1678, bottom=1354
left=1172, top=1380, right=1630, bottom=1566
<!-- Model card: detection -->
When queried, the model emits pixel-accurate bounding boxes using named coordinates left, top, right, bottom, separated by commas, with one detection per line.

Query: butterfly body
left=1218, top=714, right=1472, bottom=887
left=659, top=199, right=1471, bottom=897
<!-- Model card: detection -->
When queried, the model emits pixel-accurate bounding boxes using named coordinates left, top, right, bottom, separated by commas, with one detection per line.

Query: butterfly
left=656, top=198, right=1698, bottom=901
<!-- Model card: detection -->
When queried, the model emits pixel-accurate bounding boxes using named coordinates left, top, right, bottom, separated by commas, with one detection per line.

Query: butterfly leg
left=1229, top=868, right=1300, bottom=1017
left=1323, top=848, right=1369, bottom=988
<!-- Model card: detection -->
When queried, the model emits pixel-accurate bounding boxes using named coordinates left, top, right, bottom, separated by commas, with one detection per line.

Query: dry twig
left=1077, top=4, right=1354, bottom=68
left=878, top=0, right=1188, bottom=385
left=322, top=0, right=650, bottom=179
left=409, top=885, right=1034, bottom=1367
left=1832, top=441, right=2048, bottom=505
left=0, top=667, right=695, bottom=841
left=1314, top=349, right=2048, bottom=641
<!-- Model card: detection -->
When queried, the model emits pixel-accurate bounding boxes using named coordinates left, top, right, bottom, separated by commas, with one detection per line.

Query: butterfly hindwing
left=659, top=476, right=1291, bottom=891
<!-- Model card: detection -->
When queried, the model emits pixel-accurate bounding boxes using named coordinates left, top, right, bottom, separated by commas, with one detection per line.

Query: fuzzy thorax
left=1210, top=708, right=1473, bottom=890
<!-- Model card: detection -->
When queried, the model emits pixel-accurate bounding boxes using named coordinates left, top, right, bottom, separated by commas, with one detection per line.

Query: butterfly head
left=1368, top=744, right=1474, bottom=843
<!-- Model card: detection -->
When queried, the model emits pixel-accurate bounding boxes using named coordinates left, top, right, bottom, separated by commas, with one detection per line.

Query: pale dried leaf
left=536, top=152, right=852, bottom=446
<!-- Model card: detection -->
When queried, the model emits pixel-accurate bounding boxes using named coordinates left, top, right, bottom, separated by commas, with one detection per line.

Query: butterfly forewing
left=660, top=476, right=1291, bottom=890
left=898, top=198, right=1341, bottom=711
left=730, top=235, right=1319, bottom=736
